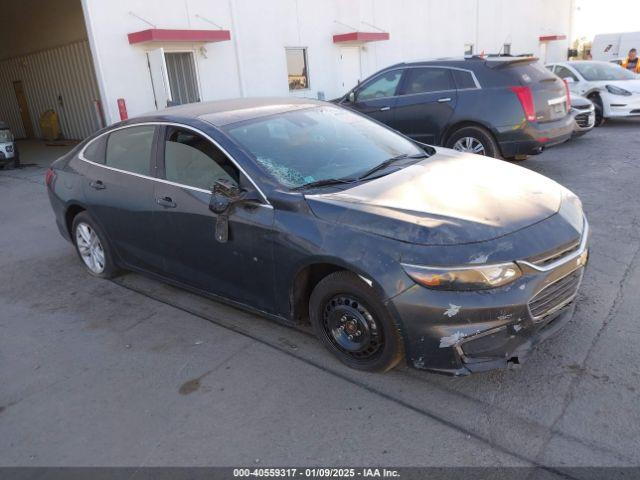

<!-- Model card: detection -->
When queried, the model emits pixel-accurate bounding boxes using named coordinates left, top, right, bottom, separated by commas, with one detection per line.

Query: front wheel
left=588, top=94, right=605, bottom=126
left=309, top=271, right=404, bottom=372
left=446, top=125, right=501, bottom=159
left=71, top=212, right=119, bottom=278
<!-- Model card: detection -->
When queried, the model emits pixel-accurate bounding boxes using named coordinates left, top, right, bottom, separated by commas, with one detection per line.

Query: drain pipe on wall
left=229, top=0, right=246, bottom=97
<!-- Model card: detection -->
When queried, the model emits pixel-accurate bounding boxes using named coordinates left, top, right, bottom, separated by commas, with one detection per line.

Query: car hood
left=585, top=79, right=640, bottom=93
left=305, top=148, right=564, bottom=246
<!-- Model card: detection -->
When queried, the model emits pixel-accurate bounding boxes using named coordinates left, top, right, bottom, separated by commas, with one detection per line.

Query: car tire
left=71, top=211, right=119, bottom=279
left=588, top=94, right=605, bottom=126
left=445, top=125, right=501, bottom=159
left=309, top=271, right=404, bottom=372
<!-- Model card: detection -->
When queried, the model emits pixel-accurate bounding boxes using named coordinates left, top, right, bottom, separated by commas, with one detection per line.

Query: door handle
left=437, top=97, right=452, bottom=103
left=90, top=180, right=105, bottom=190
left=156, top=196, right=177, bottom=208
left=379, top=106, right=391, bottom=111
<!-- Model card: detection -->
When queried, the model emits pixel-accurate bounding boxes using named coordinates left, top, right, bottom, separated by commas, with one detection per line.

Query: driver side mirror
left=209, top=178, right=261, bottom=243
left=347, top=91, right=356, bottom=103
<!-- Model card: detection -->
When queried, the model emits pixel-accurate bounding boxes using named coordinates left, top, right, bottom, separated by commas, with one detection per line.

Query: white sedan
left=545, top=60, right=640, bottom=125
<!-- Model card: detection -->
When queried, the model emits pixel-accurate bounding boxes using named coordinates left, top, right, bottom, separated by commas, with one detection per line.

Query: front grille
left=575, top=112, right=592, bottom=127
left=528, top=269, right=583, bottom=320
left=528, top=239, right=580, bottom=267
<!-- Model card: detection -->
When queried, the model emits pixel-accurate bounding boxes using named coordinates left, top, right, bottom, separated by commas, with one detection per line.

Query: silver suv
left=0, top=121, right=19, bottom=169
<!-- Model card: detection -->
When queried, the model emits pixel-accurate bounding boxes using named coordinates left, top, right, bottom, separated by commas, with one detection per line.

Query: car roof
left=0, top=121, right=9, bottom=130
left=146, top=97, right=325, bottom=127
left=383, top=56, right=539, bottom=71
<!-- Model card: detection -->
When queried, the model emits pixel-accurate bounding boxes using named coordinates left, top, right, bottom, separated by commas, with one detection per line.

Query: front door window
left=357, top=71, right=402, bottom=101
left=163, top=127, right=238, bottom=190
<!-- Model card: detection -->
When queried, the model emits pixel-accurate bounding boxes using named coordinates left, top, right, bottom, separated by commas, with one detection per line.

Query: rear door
left=151, top=125, right=276, bottom=311
left=344, top=69, right=403, bottom=127
left=392, top=67, right=457, bottom=144
left=80, top=125, right=164, bottom=272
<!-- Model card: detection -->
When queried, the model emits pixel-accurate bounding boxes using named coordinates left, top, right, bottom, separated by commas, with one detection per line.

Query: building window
left=464, top=43, right=474, bottom=56
left=503, top=44, right=512, bottom=55
left=164, top=52, right=200, bottom=105
left=286, top=48, right=309, bottom=90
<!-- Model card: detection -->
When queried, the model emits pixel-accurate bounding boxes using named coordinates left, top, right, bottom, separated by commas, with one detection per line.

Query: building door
left=164, top=52, right=200, bottom=105
left=539, top=42, right=548, bottom=63
left=147, top=48, right=172, bottom=109
left=13, top=81, right=34, bottom=138
left=338, top=47, right=361, bottom=95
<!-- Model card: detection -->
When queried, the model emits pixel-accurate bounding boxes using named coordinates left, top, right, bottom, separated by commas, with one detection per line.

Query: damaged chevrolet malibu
left=46, top=98, right=589, bottom=375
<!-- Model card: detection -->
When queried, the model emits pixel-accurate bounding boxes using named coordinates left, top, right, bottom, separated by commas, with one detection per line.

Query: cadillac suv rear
left=335, top=56, right=574, bottom=160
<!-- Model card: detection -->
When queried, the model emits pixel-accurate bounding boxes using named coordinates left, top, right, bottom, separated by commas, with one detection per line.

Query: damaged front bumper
left=391, top=220, right=589, bottom=376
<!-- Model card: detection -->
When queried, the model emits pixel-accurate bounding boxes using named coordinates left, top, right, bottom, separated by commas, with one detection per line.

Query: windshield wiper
left=294, top=151, right=430, bottom=190
left=357, top=152, right=429, bottom=180
left=294, top=177, right=357, bottom=190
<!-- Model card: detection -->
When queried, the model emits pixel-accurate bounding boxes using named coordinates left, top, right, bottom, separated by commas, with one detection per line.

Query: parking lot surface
left=1, top=122, right=639, bottom=469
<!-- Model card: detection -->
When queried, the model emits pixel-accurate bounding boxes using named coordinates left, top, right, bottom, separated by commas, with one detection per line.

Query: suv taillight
left=563, top=79, right=572, bottom=111
left=45, top=168, right=56, bottom=189
left=510, top=86, right=536, bottom=122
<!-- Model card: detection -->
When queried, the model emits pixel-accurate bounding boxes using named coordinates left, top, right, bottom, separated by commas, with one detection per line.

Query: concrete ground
left=0, top=125, right=639, bottom=471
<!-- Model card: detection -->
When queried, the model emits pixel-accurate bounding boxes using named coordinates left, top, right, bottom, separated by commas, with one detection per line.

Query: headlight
left=401, top=262, right=522, bottom=291
left=558, top=190, right=584, bottom=233
left=605, top=85, right=632, bottom=96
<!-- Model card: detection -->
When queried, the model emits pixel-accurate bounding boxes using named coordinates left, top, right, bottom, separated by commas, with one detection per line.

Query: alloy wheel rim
left=452, top=136, right=486, bottom=155
left=322, top=295, right=383, bottom=359
left=75, top=222, right=105, bottom=274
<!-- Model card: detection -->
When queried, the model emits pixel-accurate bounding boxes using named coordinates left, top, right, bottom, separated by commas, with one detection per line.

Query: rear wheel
left=446, top=125, right=501, bottom=159
left=71, top=211, right=119, bottom=278
left=309, top=271, right=404, bottom=372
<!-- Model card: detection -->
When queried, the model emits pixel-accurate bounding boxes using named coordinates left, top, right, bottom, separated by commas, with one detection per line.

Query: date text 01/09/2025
left=232, top=468, right=400, bottom=478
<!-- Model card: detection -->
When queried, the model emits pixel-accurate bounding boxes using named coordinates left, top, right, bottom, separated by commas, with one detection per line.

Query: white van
left=592, top=31, right=640, bottom=62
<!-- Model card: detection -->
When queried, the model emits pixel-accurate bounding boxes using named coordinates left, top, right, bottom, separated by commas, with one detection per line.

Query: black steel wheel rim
left=322, top=295, right=383, bottom=359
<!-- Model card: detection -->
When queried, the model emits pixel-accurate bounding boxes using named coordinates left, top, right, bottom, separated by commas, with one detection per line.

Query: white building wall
left=82, top=0, right=573, bottom=125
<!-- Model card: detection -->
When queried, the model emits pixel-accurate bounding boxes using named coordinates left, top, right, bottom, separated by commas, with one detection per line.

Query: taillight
left=45, top=168, right=56, bottom=189
left=510, top=86, right=536, bottom=122
left=563, top=79, right=572, bottom=110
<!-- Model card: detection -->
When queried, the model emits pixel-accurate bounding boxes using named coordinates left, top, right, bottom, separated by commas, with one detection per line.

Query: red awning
left=539, top=35, right=566, bottom=42
left=128, top=29, right=231, bottom=45
left=333, top=31, right=389, bottom=44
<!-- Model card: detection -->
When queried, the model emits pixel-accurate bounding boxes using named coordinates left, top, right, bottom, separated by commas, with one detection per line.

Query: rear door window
left=400, top=68, right=454, bottom=95
left=452, top=69, right=478, bottom=89
left=83, top=135, right=107, bottom=164
left=105, top=126, right=155, bottom=175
